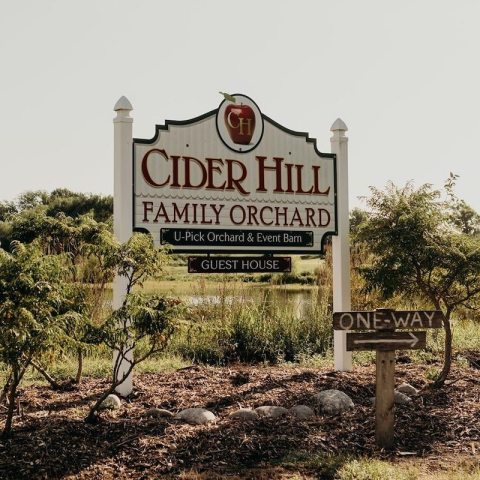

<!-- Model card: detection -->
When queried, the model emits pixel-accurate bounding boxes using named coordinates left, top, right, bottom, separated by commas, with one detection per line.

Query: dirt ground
left=0, top=362, right=478, bottom=479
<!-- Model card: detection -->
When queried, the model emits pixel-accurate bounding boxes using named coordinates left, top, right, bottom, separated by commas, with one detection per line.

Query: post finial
left=330, top=118, right=348, bottom=132
left=114, top=96, right=133, bottom=111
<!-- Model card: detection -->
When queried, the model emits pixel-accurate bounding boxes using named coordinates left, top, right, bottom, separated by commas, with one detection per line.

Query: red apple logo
left=217, top=92, right=264, bottom=153
left=224, top=103, right=256, bottom=145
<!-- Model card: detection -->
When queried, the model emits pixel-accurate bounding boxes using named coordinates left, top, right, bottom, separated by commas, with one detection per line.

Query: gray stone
left=145, top=407, right=174, bottom=419
left=229, top=408, right=259, bottom=421
left=394, top=391, right=412, bottom=404
left=99, top=394, right=121, bottom=410
left=396, top=383, right=419, bottom=396
left=311, top=389, right=354, bottom=414
left=254, top=406, right=289, bottom=418
left=290, top=405, right=315, bottom=420
left=371, top=391, right=412, bottom=406
left=175, top=408, right=216, bottom=425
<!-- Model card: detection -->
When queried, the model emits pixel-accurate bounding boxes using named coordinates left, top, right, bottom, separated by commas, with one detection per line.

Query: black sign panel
left=161, top=228, right=313, bottom=248
left=188, top=256, right=292, bottom=273
left=346, top=331, right=427, bottom=351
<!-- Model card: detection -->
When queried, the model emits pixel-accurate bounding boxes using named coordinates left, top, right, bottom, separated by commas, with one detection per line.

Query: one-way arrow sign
left=346, top=331, right=427, bottom=351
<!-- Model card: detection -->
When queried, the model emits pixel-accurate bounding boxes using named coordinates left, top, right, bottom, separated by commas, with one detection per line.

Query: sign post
left=330, top=119, right=352, bottom=372
left=333, top=308, right=443, bottom=449
left=376, top=348, right=395, bottom=448
left=113, top=96, right=134, bottom=397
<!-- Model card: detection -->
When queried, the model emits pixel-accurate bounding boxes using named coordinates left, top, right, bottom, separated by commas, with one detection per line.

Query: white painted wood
left=133, top=104, right=336, bottom=254
left=331, top=118, right=352, bottom=371
left=113, top=97, right=134, bottom=396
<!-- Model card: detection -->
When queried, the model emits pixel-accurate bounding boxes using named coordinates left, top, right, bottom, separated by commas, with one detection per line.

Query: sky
left=1, top=0, right=480, bottom=211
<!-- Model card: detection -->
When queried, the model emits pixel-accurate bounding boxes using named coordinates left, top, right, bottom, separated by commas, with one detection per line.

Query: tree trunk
left=75, top=348, right=83, bottom=384
left=2, top=368, right=20, bottom=438
left=84, top=354, right=136, bottom=424
left=84, top=384, right=116, bottom=424
left=30, top=359, right=60, bottom=390
left=434, top=313, right=453, bottom=388
left=0, top=371, right=12, bottom=405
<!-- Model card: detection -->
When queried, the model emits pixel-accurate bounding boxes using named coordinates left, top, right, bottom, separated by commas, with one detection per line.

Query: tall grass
left=168, top=283, right=333, bottom=364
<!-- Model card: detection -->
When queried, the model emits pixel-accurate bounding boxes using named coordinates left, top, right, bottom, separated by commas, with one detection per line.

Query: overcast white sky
left=1, top=1, right=479, bottom=211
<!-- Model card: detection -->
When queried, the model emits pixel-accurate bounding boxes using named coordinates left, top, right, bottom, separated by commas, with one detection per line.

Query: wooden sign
left=332, top=308, right=443, bottom=449
left=346, top=331, right=426, bottom=351
left=333, top=310, right=443, bottom=331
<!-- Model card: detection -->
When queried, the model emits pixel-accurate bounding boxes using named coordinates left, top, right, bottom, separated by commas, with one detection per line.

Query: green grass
left=278, top=451, right=350, bottom=479
left=277, top=453, right=480, bottom=480
left=338, top=458, right=418, bottom=480
left=0, top=352, right=188, bottom=387
left=296, top=255, right=323, bottom=274
left=278, top=453, right=420, bottom=480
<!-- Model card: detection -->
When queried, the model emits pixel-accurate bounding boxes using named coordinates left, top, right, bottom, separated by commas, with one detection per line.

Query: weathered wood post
left=374, top=308, right=395, bottom=449
left=376, top=349, right=395, bottom=448
left=113, top=96, right=134, bottom=397
left=330, top=119, right=352, bottom=371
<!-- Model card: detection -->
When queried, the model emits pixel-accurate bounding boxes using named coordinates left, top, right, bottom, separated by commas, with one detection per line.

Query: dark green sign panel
left=161, top=228, right=313, bottom=248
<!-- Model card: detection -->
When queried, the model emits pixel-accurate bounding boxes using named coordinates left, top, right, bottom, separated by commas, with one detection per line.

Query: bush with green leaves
left=0, top=242, right=76, bottom=437
left=82, top=232, right=184, bottom=423
left=357, top=178, right=480, bottom=386
left=0, top=189, right=112, bottom=251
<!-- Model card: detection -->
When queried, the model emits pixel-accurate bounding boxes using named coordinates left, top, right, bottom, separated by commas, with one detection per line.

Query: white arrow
left=354, top=332, right=419, bottom=348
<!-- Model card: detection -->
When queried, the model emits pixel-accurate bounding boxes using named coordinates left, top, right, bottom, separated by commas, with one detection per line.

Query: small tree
left=0, top=242, right=71, bottom=437
left=358, top=181, right=480, bottom=387
left=85, top=293, right=181, bottom=423
left=84, top=233, right=182, bottom=423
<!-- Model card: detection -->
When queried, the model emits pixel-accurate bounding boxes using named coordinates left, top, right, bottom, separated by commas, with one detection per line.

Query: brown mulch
left=0, top=362, right=479, bottom=479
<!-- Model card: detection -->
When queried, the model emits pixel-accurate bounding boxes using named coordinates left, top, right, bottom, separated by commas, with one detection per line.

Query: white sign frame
left=132, top=94, right=338, bottom=255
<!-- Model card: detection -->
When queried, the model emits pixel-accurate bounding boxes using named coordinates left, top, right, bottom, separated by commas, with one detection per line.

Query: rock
left=230, top=372, right=250, bottom=386
left=311, top=389, right=354, bottom=414
left=175, top=408, right=216, bottom=425
left=254, top=406, right=289, bottom=418
left=371, top=391, right=412, bottom=406
left=99, top=394, right=121, bottom=410
left=229, top=408, right=258, bottom=421
left=290, top=405, right=315, bottom=420
left=396, top=383, right=419, bottom=396
left=145, top=408, right=174, bottom=419
left=394, top=391, right=412, bottom=404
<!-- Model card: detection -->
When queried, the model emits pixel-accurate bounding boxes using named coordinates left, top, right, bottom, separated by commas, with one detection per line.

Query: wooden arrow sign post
left=333, top=308, right=444, bottom=449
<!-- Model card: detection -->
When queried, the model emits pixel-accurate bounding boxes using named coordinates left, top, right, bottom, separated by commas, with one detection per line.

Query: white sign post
left=113, top=96, right=134, bottom=396
left=330, top=118, right=352, bottom=371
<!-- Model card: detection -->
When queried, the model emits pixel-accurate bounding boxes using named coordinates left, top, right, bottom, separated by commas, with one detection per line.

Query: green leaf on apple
left=219, top=91, right=236, bottom=103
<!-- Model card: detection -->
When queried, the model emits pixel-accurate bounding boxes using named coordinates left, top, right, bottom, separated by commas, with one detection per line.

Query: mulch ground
left=0, top=362, right=479, bottom=479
